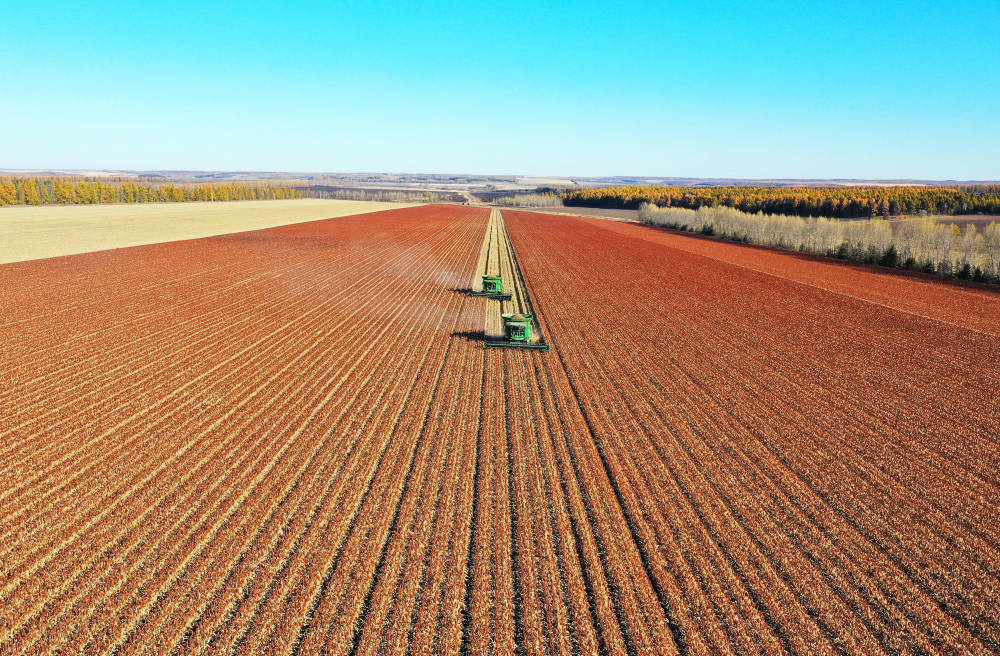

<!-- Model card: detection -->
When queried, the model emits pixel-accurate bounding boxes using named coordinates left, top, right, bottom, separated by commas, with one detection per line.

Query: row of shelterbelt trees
left=0, top=177, right=301, bottom=206
left=300, top=187, right=461, bottom=203
left=565, top=184, right=1000, bottom=218
left=640, top=204, right=1000, bottom=281
left=491, top=193, right=564, bottom=207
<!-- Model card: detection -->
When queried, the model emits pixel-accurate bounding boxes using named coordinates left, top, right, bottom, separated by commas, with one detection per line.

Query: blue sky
left=2, top=1, right=997, bottom=179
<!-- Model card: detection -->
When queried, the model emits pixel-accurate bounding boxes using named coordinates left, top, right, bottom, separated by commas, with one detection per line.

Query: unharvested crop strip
left=470, top=209, right=548, bottom=349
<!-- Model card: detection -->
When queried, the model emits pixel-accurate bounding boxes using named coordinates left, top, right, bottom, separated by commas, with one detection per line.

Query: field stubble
left=0, top=198, right=418, bottom=264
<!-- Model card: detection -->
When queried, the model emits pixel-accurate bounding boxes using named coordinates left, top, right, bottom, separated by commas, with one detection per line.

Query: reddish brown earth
left=573, top=214, right=1000, bottom=336
left=1, top=204, right=997, bottom=655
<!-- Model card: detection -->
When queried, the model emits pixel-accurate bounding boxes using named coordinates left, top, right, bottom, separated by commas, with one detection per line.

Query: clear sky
left=2, top=1, right=997, bottom=179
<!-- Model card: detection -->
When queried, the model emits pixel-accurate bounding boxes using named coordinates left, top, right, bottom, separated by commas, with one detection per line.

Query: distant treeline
left=0, top=177, right=301, bottom=206
left=564, top=185, right=1000, bottom=218
left=640, top=204, right=1000, bottom=282
left=300, top=186, right=464, bottom=203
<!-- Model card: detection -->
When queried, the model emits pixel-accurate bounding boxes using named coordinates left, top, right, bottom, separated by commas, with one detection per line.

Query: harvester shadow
left=448, top=287, right=474, bottom=295
left=451, top=329, right=487, bottom=342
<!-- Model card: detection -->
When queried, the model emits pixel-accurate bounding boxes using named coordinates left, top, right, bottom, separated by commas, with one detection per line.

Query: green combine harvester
left=471, top=274, right=512, bottom=300
left=502, top=313, right=532, bottom=342
left=485, top=312, right=550, bottom=351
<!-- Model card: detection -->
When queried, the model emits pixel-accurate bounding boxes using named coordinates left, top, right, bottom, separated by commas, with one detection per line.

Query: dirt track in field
left=1, top=204, right=997, bottom=654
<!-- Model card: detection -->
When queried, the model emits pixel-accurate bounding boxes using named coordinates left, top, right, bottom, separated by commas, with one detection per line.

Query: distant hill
left=4, top=169, right=997, bottom=192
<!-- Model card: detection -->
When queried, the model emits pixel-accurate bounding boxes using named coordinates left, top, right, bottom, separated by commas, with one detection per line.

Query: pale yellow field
left=0, top=198, right=419, bottom=264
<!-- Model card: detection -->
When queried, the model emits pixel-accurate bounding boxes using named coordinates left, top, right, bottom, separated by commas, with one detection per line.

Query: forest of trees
left=640, top=203, right=1000, bottom=282
left=565, top=185, right=1000, bottom=218
left=0, top=177, right=301, bottom=206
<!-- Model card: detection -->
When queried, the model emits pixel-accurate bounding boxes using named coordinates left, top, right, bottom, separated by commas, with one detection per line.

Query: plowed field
left=1, top=204, right=997, bottom=655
